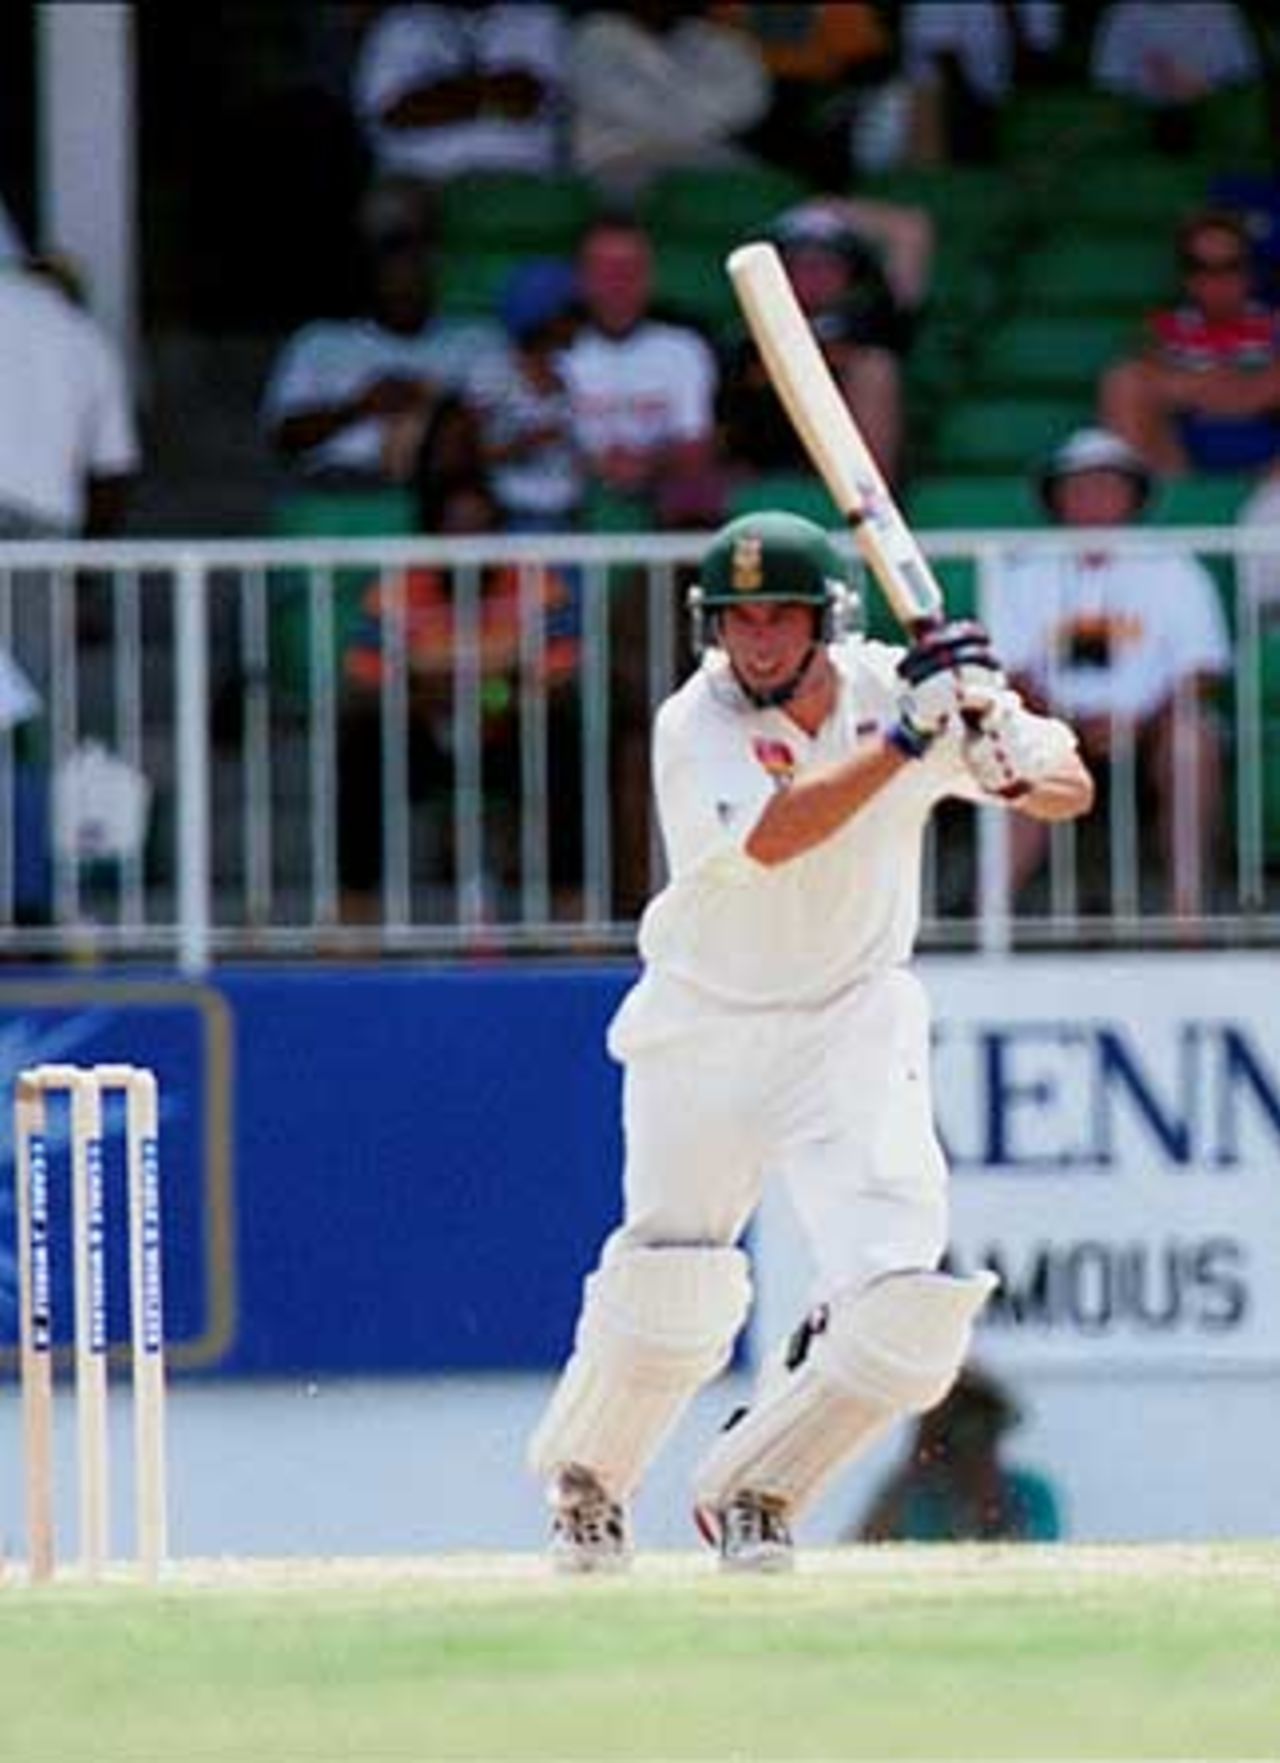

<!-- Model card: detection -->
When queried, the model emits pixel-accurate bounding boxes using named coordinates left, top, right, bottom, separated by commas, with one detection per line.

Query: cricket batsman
left=528, top=511, right=1094, bottom=1570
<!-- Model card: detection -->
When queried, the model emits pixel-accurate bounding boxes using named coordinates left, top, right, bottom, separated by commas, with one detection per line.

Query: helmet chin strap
left=732, top=640, right=819, bottom=709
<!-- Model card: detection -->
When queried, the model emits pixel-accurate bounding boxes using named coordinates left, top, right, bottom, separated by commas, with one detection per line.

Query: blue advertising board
left=1, top=966, right=633, bottom=1378
left=0, top=979, right=233, bottom=1372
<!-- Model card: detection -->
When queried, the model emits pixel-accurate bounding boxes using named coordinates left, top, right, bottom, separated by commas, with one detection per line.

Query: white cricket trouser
left=604, top=965, right=948, bottom=1299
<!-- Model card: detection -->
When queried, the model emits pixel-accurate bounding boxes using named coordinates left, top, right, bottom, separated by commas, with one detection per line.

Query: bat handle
left=905, top=616, right=987, bottom=731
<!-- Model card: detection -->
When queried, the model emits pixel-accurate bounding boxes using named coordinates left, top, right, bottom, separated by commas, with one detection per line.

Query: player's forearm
left=1013, top=756, right=1095, bottom=823
left=745, top=740, right=908, bottom=865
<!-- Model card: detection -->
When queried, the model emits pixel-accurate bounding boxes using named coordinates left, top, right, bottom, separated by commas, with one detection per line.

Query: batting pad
left=692, top=1268, right=997, bottom=1519
left=527, top=1244, right=753, bottom=1500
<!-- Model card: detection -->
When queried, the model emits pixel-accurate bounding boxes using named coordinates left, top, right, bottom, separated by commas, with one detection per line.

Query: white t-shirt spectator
left=0, top=269, right=138, bottom=532
left=562, top=321, right=717, bottom=459
left=261, top=315, right=499, bottom=478
left=1091, top=1, right=1257, bottom=102
left=463, top=343, right=582, bottom=525
left=989, top=549, right=1231, bottom=722
left=569, top=10, right=769, bottom=191
left=902, top=2, right=1062, bottom=101
left=354, top=3, right=567, bottom=181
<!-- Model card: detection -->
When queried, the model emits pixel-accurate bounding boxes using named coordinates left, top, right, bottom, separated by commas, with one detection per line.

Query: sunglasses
left=1182, top=252, right=1249, bottom=275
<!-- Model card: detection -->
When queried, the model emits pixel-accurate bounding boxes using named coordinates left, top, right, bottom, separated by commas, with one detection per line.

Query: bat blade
left=726, top=241, right=945, bottom=634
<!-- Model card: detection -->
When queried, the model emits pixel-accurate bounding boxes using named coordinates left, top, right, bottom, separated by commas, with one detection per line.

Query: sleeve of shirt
left=666, top=329, right=718, bottom=442
left=482, top=4, right=566, bottom=77
left=354, top=6, right=461, bottom=122
left=260, top=326, right=337, bottom=428
left=1164, top=556, right=1232, bottom=678
left=653, top=693, right=774, bottom=880
left=83, top=328, right=140, bottom=476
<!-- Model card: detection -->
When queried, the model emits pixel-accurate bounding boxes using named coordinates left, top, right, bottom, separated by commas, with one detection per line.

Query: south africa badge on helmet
left=731, top=534, right=765, bottom=593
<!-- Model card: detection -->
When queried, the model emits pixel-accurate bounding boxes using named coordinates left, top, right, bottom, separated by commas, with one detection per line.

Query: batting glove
left=890, top=620, right=1005, bottom=758
left=964, top=693, right=1077, bottom=799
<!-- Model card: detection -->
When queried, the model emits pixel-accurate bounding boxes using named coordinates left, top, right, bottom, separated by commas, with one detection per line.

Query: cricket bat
left=726, top=241, right=945, bottom=638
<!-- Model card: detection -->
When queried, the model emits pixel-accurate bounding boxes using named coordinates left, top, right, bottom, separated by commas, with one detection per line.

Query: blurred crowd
left=3, top=0, right=1280, bottom=926
left=4, top=1, right=1278, bottom=547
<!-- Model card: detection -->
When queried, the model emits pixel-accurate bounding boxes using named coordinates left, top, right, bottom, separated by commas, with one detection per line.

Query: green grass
left=1, top=1544, right=1277, bottom=1760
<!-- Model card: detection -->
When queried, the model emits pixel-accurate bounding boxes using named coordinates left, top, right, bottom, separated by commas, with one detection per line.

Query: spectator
left=853, top=1366, right=1063, bottom=1543
left=719, top=198, right=930, bottom=490
left=336, top=471, right=586, bottom=921
left=901, top=1, right=1063, bottom=165
left=352, top=2, right=568, bottom=186
left=713, top=3, right=897, bottom=185
left=561, top=212, right=723, bottom=528
left=462, top=256, right=584, bottom=530
left=567, top=3, right=771, bottom=199
left=989, top=427, right=1232, bottom=919
left=1100, top=209, right=1280, bottom=479
left=1090, top=1, right=1259, bottom=155
left=260, top=178, right=494, bottom=507
left=0, top=261, right=139, bottom=537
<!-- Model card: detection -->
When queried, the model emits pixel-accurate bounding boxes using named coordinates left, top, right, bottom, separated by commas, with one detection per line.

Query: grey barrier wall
left=1, top=527, right=1278, bottom=969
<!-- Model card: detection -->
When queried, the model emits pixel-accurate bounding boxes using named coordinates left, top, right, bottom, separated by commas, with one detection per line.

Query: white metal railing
left=1, top=526, right=1278, bottom=971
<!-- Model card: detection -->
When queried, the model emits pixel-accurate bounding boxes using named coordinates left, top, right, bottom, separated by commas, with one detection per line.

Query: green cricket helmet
left=687, top=511, right=861, bottom=656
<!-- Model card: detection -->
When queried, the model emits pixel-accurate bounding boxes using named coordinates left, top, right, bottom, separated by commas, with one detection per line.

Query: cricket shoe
left=549, top=1464, right=632, bottom=1574
left=696, top=1490, right=794, bottom=1573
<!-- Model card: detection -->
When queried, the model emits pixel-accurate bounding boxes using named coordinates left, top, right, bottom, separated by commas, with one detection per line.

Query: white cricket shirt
left=629, top=639, right=987, bottom=1013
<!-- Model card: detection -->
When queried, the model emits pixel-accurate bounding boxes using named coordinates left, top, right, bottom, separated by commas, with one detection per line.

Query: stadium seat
left=726, top=474, right=839, bottom=526
left=927, top=396, right=1091, bottom=476
left=1051, top=159, right=1208, bottom=233
left=972, top=314, right=1138, bottom=397
left=860, top=165, right=1020, bottom=245
left=270, top=487, right=416, bottom=537
left=1192, top=82, right=1271, bottom=167
left=998, top=89, right=1149, bottom=161
left=437, top=172, right=595, bottom=253
left=581, top=486, right=653, bottom=533
left=640, top=164, right=809, bottom=249
left=436, top=249, right=526, bottom=319
left=653, top=244, right=740, bottom=332
left=1148, top=475, right=1257, bottom=527
left=908, top=474, right=1038, bottom=529
left=1012, top=236, right=1173, bottom=314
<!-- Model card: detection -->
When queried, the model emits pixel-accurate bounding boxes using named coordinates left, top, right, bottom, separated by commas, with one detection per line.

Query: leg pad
left=693, top=1269, right=997, bottom=1518
left=528, top=1243, right=752, bottom=1499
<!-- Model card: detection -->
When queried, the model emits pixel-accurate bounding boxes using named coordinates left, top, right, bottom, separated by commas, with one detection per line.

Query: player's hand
left=964, top=692, right=1076, bottom=798
left=894, top=620, right=1005, bottom=749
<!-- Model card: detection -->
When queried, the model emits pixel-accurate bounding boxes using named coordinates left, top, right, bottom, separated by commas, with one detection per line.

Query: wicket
left=13, top=1063, right=167, bottom=1582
